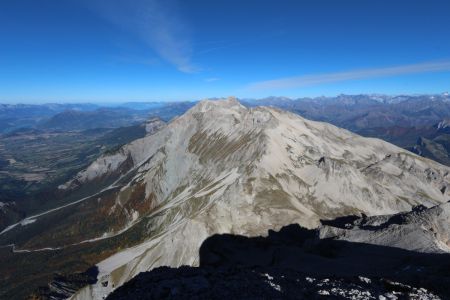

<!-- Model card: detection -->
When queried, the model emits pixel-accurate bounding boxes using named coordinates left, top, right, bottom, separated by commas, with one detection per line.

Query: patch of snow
left=359, top=276, right=372, bottom=284
left=263, top=273, right=282, bottom=292
left=318, top=290, right=330, bottom=295
left=305, top=277, right=315, bottom=283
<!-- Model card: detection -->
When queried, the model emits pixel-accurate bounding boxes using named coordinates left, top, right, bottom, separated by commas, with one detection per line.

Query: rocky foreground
left=107, top=266, right=441, bottom=300
left=106, top=203, right=450, bottom=300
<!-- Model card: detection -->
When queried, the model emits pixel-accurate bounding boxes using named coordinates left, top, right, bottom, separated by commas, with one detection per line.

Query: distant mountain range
left=3, top=93, right=450, bottom=133
left=38, top=108, right=149, bottom=131
left=3, top=93, right=450, bottom=132
left=0, top=101, right=194, bottom=133
left=245, top=93, right=450, bottom=130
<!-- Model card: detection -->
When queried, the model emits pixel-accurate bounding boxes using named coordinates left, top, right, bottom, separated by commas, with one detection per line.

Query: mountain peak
left=191, top=97, right=245, bottom=113
left=224, top=96, right=239, bottom=103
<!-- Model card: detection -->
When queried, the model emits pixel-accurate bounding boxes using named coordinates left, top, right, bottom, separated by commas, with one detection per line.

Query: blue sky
left=1, top=0, right=450, bottom=103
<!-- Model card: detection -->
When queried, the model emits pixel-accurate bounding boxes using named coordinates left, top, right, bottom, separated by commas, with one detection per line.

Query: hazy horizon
left=1, top=92, right=450, bottom=105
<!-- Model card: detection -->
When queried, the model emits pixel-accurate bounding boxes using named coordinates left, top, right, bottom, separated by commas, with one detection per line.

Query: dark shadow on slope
left=200, top=224, right=450, bottom=282
left=108, top=224, right=450, bottom=299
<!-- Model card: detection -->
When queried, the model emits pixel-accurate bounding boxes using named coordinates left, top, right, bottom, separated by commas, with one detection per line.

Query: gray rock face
left=320, top=202, right=450, bottom=253
left=143, top=117, right=166, bottom=135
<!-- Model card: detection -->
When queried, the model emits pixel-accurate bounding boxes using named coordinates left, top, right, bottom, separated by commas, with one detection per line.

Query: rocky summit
left=1, top=99, right=450, bottom=299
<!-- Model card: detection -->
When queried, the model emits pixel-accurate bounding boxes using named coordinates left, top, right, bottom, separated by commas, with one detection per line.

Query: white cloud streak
left=247, top=60, right=450, bottom=90
left=90, top=0, right=196, bottom=73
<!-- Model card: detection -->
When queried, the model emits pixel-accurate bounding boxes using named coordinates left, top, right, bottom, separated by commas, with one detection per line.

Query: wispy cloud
left=89, top=0, right=197, bottom=73
left=205, top=77, right=220, bottom=82
left=247, top=60, right=450, bottom=90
